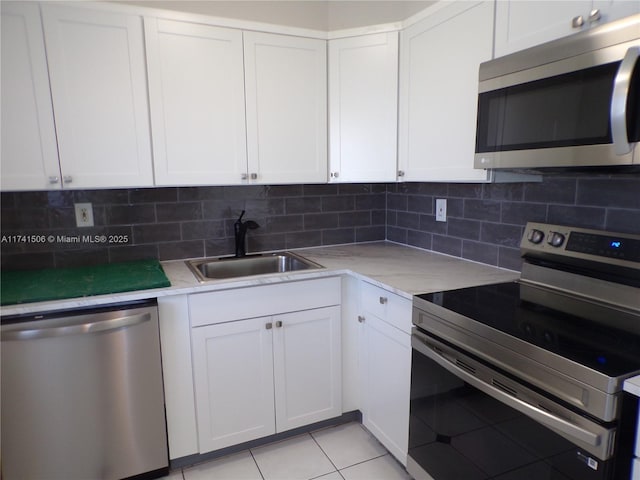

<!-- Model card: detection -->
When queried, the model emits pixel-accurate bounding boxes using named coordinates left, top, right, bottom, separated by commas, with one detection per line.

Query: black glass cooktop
left=416, top=282, right=640, bottom=378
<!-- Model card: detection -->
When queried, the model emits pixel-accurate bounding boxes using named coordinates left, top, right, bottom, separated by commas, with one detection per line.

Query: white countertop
left=0, top=242, right=519, bottom=316
left=624, top=375, right=640, bottom=397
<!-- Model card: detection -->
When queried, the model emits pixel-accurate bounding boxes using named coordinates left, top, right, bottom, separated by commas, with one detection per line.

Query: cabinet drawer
left=361, top=281, right=412, bottom=334
left=189, top=277, right=341, bottom=327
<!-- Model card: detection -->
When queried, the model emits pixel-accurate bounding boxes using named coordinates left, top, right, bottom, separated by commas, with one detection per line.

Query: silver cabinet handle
left=250, top=173, right=258, bottom=180
left=379, top=296, right=388, bottom=305
left=63, top=175, right=72, bottom=184
left=611, top=46, right=640, bottom=155
left=266, top=322, right=273, bottom=330
left=330, top=172, right=339, bottom=178
left=275, top=320, right=283, bottom=328
left=357, top=315, right=365, bottom=323
left=48, top=176, right=60, bottom=184
left=2, top=312, right=150, bottom=341
left=397, top=170, right=405, bottom=177
left=588, top=9, right=601, bottom=23
left=571, top=15, right=584, bottom=28
left=241, top=173, right=248, bottom=180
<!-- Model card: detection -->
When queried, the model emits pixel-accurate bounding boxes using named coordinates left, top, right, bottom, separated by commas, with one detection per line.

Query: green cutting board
left=0, top=259, right=171, bottom=306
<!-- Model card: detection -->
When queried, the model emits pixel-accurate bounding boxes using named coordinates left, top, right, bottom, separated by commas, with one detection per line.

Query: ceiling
left=116, top=0, right=435, bottom=31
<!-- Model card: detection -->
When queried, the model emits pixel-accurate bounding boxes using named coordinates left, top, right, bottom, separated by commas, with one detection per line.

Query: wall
left=1, top=174, right=638, bottom=271
left=387, top=174, right=640, bottom=271
left=0, top=184, right=386, bottom=270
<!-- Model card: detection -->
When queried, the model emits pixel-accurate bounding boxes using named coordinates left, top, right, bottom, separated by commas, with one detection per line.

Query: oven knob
left=547, top=232, right=565, bottom=247
left=527, top=229, right=545, bottom=244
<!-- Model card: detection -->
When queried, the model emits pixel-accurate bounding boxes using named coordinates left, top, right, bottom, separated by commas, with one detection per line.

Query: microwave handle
left=611, top=46, right=639, bottom=155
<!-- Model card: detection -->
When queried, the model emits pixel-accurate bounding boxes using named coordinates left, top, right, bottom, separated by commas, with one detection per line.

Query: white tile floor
left=162, top=422, right=412, bottom=480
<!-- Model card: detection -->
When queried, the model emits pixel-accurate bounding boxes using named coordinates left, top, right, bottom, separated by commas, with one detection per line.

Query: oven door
left=408, top=328, right=633, bottom=480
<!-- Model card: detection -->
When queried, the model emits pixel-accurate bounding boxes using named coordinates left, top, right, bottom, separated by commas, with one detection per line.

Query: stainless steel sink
left=186, top=252, right=323, bottom=281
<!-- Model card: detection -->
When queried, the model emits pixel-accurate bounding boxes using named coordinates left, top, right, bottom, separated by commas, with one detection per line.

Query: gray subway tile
left=303, top=184, right=338, bottom=196
left=178, top=186, right=225, bottom=201
left=448, top=218, right=481, bottom=240
left=480, top=223, right=523, bottom=248
left=482, top=183, right=524, bottom=201
left=387, top=226, right=407, bottom=243
left=355, top=194, right=386, bottom=210
left=523, top=177, right=576, bottom=204
left=157, top=202, right=202, bottom=222
left=286, top=197, right=322, bottom=214
left=547, top=205, right=606, bottom=229
left=305, top=213, right=339, bottom=230
left=501, top=202, right=547, bottom=226
left=464, top=199, right=501, bottom=222
left=245, top=198, right=285, bottom=217
left=73, top=189, right=129, bottom=205
left=54, top=248, right=110, bottom=268
left=462, top=240, right=498, bottom=266
left=133, top=223, right=181, bottom=244
left=432, top=235, right=462, bottom=257
left=448, top=183, right=482, bottom=198
left=286, top=231, right=322, bottom=249
left=158, top=240, right=204, bottom=260
left=577, top=178, right=640, bottom=209
left=109, top=244, right=159, bottom=263
left=387, top=193, right=408, bottom=211
left=266, top=185, right=304, bottom=197
left=106, top=204, right=155, bottom=225
left=247, top=233, right=286, bottom=252
left=498, top=247, right=523, bottom=272
left=407, top=195, right=433, bottom=214
left=605, top=209, right=640, bottom=234
left=396, top=211, right=420, bottom=230
left=408, top=230, right=432, bottom=250
left=356, top=225, right=385, bottom=242
left=322, top=195, right=355, bottom=212
left=322, top=228, right=355, bottom=245
left=419, top=215, right=448, bottom=235
left=339, top=211, right=371, bottom=228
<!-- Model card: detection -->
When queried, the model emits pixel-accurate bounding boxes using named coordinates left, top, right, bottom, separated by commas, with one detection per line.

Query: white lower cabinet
left=189, top=278, right=342, bottom=454
left=359, top=281, right=412, bottom=465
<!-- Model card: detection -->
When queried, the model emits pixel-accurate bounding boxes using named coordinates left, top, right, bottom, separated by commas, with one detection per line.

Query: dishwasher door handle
left=1, top=312, right=151, bottom=341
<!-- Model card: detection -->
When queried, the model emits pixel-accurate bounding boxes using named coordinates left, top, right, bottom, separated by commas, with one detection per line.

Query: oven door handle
left=412, top=333, right=602, bottom=448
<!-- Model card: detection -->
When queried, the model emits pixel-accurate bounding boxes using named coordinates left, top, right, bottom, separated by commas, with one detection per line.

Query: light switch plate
left=435, top=199, right=447, bottom=222
left=74, top=203, right=94, bottom=227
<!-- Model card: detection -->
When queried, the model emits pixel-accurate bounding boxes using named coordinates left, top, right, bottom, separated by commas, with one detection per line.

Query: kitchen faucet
left=234, top=210, right=260, bottom=257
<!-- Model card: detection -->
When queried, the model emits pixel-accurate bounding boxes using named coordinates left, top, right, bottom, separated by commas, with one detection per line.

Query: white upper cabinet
left=41, top=4, right=153, bottom=189
left=398, top=2, right=493, bottom=182
left=1, top=2, right=60, bottom=191
left=244, top=32, right=328, bottom=184
left=145, top=18, right=248, bottom=186
left=495, top=1, right=640, bottom=57
left=328, top=32, right=399, bottom=183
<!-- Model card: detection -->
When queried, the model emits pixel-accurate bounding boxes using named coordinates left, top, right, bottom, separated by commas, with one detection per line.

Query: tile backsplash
left=0, top=184, right=386, bottom=270
left=387, top=174, right=640, bottom=270
left=1, top=174, right=638, bottom=271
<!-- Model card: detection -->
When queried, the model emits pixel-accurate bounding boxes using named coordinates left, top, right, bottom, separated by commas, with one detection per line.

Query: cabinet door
left=398, top=2, right=492, bottom=182
left=41, top=4, right=153, bottom=189
left=273, top=306, right=341, bottom=432
left=192, top=317, right=276, bottom=453
left=145, top=18, right=248, bottom=186
left=244, top=32, right=327, bottom=184
left=1, top=2, right=60, bottom=191
left=328, top=33, right=398, bottom=183
left=362, top=314, right=411, bottom=465
left=494, top=1, right=592, bottom=57
left=592, top=0, right=640, bottom=25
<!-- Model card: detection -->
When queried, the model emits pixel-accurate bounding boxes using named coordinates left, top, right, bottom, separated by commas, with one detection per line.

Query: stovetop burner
left=415, top=282, right=640, bottom=378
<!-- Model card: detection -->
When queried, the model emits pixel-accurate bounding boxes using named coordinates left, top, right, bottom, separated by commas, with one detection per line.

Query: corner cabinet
left=398, top=1, right=494, bottom=183
left=145, top=18, right=248, bottom=186
left=40, top=4, right=153, bottom=189
left=1, top=2, right=60, bottom=191
left=189, top=278, right=341, bottom=454
left=494, top=1, right=640, bottom=58
left=328, top=32, right=399, bottom=183
left=244, top=32, right=328, bottom=184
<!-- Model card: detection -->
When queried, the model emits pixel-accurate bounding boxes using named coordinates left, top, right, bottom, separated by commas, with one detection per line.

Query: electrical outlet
left=74, top=203, right=94, bottom=227
left=435, top=199, right=447, bottom=222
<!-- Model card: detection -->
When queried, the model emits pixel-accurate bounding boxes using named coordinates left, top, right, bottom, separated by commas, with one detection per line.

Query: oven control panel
left=521, top=222, right=640, bottom=267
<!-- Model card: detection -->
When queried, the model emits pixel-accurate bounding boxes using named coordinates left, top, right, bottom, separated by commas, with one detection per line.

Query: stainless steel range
left=409, top=222, right=640, bottom=480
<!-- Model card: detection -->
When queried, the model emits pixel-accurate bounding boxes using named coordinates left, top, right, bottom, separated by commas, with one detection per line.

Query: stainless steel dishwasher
left=1, top=299, right=169, bottom=480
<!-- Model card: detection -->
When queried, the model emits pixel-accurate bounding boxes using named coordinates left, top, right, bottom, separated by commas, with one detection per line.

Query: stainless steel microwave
left=475, top=14, right=640, bottom=171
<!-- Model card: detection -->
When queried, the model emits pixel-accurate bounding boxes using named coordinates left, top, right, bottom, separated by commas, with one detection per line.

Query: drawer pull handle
left=266, top=322, right=273, bottom=330
left=357, top=315, right=365, bottom=323
left=275, top=320, right=283, bottom=328
left=379, top=297, right=388, bottom=305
